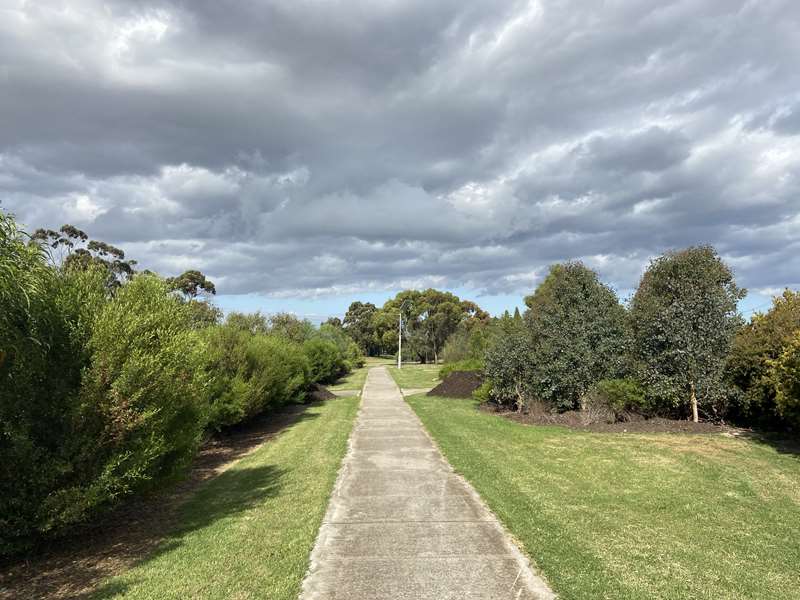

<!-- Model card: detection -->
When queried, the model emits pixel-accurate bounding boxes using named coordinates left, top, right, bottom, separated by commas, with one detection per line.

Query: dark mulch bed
left=309, top=383, right=336, bottom=401
left=428, top=371, right=483, bottom=398
left=480, top=403, right=732, bottom=434
left=0, top=402, right=321, bottom=600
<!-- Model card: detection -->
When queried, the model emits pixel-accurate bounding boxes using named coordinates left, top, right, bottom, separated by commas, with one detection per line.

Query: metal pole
left=398, top=311, right=402, bottom=369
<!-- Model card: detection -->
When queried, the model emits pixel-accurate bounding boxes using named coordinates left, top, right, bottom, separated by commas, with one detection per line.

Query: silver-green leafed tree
left=630, top=246, right=745, bottom=422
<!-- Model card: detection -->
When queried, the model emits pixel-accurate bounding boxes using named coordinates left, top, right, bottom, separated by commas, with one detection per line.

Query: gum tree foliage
left=344, top=292, right=489, bottom=360
left=370, top=305, right=402, bottom=356
left=167, top=269, right=217, bottom=298
left=381, top=289, right=490, bottom=363
left=183, top=300, right=223, bottom=329
left=324, top=316, right=343, bottom=328
left=167, top=270, right=220, bottom=328
left=343, top=301, right=380, bottom=355
left=725, top=290, right=800, bottom=426
left=521, top=262, right=628, bottom=411
left=630, top=246, right=745, bottom=422
left=31, top=225, right=137, bottom=289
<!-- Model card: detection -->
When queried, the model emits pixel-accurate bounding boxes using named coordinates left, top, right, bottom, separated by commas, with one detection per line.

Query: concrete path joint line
left=299, top=366, right=555, bottom=600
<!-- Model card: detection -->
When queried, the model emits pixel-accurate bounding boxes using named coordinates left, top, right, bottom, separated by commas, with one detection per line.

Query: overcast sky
left=2, top=0, right=799, bottom=320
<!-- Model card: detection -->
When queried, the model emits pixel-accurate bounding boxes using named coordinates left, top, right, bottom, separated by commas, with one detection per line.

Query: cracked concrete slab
left=300, top=366, right=555, bottom=600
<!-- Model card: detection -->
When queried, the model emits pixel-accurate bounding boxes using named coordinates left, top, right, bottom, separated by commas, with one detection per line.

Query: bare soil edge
left=479, top=403, right=742, bottom=434
left=428, top=371, right=483, bottom=398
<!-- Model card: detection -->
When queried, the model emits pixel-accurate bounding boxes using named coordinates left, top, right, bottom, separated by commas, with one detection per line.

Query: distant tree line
left=0, top=212, right=363, bottom=557
left=339, top=289, right=489, bottom=363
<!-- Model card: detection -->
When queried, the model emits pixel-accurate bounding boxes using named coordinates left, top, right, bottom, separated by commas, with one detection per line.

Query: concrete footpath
left=299, top=367, right=555, bottom=600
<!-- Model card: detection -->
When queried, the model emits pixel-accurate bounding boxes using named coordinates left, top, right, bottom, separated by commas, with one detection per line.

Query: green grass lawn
left=328, top=365, right=369, bottom=391
left=407, top=395, right=800, bottom=600
left=364, top=355, right=396, bottom=367
left=92, top=396, right=359, bottom=600
left=387, top=363, right=441, bottom=389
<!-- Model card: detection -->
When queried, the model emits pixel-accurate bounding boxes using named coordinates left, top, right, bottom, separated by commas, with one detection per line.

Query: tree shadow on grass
left=90, top=462, right=284, bottom=599
left=743, top=430, right=800, bottom=459
left=0, top=402, right=323, bottom=600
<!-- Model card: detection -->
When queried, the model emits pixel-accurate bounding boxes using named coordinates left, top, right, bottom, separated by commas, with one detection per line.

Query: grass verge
left=387, top=364, right=441, bottom=389
left=92, top=396, right=359, bottom=600
left=407, top=395, right=800, bottom=600
left=328, top=366, right=368, bottom=391
left=329, top=357, right=395, bottom=391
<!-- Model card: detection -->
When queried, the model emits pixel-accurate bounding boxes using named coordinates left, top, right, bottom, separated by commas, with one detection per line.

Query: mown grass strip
left=92, top=396, right=360, bottom=600
left=387, top=364, right=441, bottom=389
left=408, top=395, right=800, bottom=600
left=328, top=366, right=369, bottom=391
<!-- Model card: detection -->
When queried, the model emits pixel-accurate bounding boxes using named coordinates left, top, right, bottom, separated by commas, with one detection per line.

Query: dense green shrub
left=589, top=378, right=650, bottom=420
left=472, top=380, right=493, bottom=404
left=440, top=358, right=484, bottom=379
left=268, top=312, right=315, bottom=343
left=303, top=337, right=345, bottom=384
left=1, top=215, right=108, bottom=555
left=485, top=332, right=534, bottom=412
left=2, top=270, right=207, bottom=554
left=485, top=262, right=627, bottom=413
left=631, top=246, right=745, bottom=421
left=522, top=262, right=628, bottom=411
left=726, top=290, right=800, bottom=427
left=203, top=323, right=313, bottom=430
left=245, top=334, right=312, bottom=407
left=317, top=323, right=364, bottom=370
left=202, top=324, right=252, bottom=429
left=67, top=275, right=210, bottom=529
left=770, top=332, right=800, bottom=430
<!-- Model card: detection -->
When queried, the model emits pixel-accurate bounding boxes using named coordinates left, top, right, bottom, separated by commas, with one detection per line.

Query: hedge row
left=0, top=213, right=361, bottom=556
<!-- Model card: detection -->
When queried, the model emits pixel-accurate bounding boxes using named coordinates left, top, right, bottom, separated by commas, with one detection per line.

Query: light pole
left=398, top=299, right=411, bottom=369
left=398, top=310, right=402, bottom=369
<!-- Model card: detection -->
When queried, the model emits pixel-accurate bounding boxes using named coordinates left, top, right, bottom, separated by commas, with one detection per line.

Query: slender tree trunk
left=690, top=381, right=699, bottom=423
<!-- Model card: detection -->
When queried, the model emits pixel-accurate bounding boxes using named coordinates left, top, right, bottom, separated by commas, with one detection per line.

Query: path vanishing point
left=300, top=366, right=555, bottom=600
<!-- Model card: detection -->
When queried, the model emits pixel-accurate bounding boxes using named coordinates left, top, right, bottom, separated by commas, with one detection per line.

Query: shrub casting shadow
left=0, top=402, right=321, bottom=600
left=90, top=462, right=284, bottom=599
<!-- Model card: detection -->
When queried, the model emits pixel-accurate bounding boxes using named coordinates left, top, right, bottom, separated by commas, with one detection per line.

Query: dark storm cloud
left=2, top=0, right=800, bottom=301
